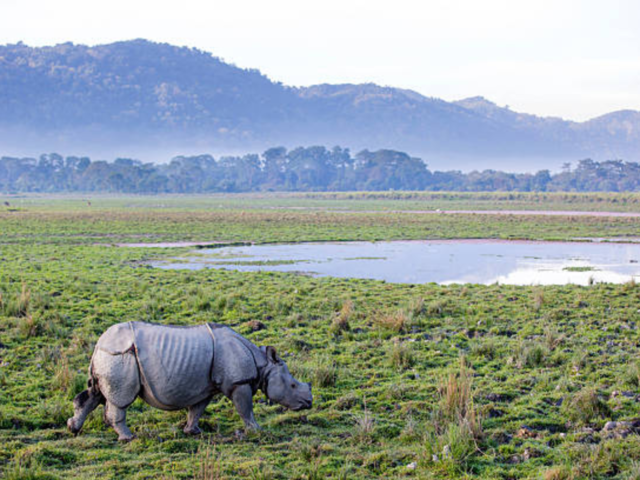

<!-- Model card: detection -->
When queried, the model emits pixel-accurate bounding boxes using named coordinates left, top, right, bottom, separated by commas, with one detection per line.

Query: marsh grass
left=435, top=358, right=481, bottom=437
left=192, top=442, right=225, bottom=480
left=545, top=327, right=566, bottom=351
left=374, top=309, right=411, bottom=333
left=400, top=414, right=421, bottom=442
left=186, top=287, right=214, bottom=312
left=425, top=357, right=482, bottom=470
left=330, top=299, right=353, bottom=335
left=311, top=357, right=338, bottom=388
left=512, top=340, right=551, bottom=369
left=4, top=194, right=640, bottom=479
left=562, top=387, right=610, bottom=426
left=2, top=283, right=31, bottom=318
left=571, top=349, right=590, bottom=374
left=389, top=339, right=415, bottom=370
left=470, top=338, right=498, bottom=360
left=532, top=289, right=545, bottom=311
left=353, top=399, right=375, bottom=442
left=624, top=362, right=640, bottom=389
left=426, top=299, right=447, bottom=316
left=407, top=297, right=425, bottom=317
left=542, top=466, right=574, bottom=480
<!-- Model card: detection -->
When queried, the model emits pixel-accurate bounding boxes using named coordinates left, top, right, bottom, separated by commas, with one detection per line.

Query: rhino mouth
left=291, top=399, right=313, bottom=411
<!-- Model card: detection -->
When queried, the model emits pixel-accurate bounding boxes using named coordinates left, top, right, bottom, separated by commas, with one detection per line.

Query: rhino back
left=132, top=322, right=214, bottom=410
left=95, top=322, right=135, bottom=355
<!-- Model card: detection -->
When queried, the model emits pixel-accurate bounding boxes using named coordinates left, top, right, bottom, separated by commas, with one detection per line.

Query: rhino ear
left=266, top=346, right=279, bottom=364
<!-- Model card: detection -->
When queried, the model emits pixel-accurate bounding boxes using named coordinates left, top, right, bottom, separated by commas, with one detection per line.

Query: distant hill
left=0, top=39, right=638, bottom=170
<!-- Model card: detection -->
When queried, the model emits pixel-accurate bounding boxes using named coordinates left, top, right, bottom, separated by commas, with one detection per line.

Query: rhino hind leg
left=105, top=401, right=134, bottom=442
left=231, top=384, right=260, bottom=431
left=67, top=387, right=104, bottom=435
left=91, top=348, right=141, bottom=441
left=184, top=397, right=211, bottom=435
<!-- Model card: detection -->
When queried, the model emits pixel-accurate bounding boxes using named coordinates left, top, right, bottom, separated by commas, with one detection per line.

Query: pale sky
left=1, top=0, right=639, bottom=121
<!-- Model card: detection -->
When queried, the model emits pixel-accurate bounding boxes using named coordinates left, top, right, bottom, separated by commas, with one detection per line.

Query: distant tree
left=2, top=147, right=640, bottom=193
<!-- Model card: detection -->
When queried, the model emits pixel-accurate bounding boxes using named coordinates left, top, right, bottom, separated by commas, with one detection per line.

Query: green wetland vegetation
left=2, top=193, right=640, bottom=479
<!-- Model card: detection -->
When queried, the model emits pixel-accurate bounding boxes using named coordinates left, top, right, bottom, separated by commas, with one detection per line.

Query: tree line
left=1, top=147, right=638, bottom=193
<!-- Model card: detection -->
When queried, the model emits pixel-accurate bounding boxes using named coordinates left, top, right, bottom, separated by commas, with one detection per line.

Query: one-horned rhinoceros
left=67, top=321, right=312, bottom=441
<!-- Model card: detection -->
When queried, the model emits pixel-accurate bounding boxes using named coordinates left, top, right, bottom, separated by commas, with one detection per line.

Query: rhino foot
left=183, top=425, right=202, bottom=436
left=118, top=433, right=135, bottom=442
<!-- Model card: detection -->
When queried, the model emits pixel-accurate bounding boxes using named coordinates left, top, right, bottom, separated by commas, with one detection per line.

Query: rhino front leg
left=105, top=401, right=134, bottom=442
left=184, top=397, right=210, bottom=435
left=231, top=384, right=260, bottom=431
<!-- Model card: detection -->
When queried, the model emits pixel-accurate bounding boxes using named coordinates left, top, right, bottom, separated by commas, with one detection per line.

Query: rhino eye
left=291, top=383, right=296, bottom=389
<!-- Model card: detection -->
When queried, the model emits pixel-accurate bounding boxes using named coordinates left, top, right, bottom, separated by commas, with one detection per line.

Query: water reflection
left=154, top=240, right=640, bottom=285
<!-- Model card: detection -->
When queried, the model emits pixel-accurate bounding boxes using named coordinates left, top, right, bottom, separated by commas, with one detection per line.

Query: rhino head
left=261, top=346, right=313, bottom=411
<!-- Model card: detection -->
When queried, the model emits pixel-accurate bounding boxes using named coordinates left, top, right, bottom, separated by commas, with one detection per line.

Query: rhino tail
left=74, top=360, right=104, bottom=410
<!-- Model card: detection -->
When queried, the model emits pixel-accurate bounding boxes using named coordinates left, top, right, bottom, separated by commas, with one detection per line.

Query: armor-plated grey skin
left=67, top=321, right=312, bottom=441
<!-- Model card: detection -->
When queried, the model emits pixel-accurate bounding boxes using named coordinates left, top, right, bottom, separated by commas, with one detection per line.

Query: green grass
left=2, top=193, right=640, bottom=247
left=2, top=193, right=640, bottom=479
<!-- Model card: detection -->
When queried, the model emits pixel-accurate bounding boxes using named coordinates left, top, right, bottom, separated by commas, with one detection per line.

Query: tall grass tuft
left=18, top=313, right=40, bottom=339
left=625, top=362, right=640, bottom=389
left=389, top=340, right=415, bottom=370
left=312, top=357, right=338, bottom=388
left=330, top=299, right=353, bottom=335
left=53, top=356, right=73, bottom=392
left=192, top=442, right=225, bottom=480
left=544, top=327, right=566, bottom=351
left=407, top=297, right=425, bottom=317
left=374, top=309, right=410, bottom=333
left=562, top=387, right=610, bottom=426
left=353, top=399, right=375, bottom=442
left=542, top=466, right=574, bottom=480
left=436, top=358, right=481, bottom=437
left=2, top=283, right=31, bottom=318
left=426, top=299, right=447, bottom=317
left=512, top=341, right=550, bottom=369
left=426, top=357, right=482, bottom=469
left=532, top=289, right=545, bottom=311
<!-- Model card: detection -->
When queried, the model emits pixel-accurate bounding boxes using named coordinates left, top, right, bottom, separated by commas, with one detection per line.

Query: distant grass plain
left=2, top=193, right=640, bottom=479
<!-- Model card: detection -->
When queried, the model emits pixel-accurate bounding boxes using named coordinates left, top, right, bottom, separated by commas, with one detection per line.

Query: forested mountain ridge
left=0, top=39, right=639, bottom=169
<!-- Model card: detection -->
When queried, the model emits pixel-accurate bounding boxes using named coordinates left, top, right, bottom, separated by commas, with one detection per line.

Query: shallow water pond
left=153, top=240, right=640, bottom=285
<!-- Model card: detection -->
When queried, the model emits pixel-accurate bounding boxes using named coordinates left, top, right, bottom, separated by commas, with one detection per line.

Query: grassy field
left=4, top=191, right=640, bottom=213
left=2, top=194, right=640, bottom=479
